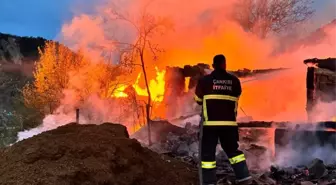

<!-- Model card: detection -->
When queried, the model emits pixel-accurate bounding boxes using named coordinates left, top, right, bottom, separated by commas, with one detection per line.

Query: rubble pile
left=145, top=121, right=272, bottom=171
left=136, top=121, right=336, bottom=185
left=131, top=120, right=188, bottom=145
left=0, top=123, right=198, bottom=185
left=269, top=159, right=336, bottom=185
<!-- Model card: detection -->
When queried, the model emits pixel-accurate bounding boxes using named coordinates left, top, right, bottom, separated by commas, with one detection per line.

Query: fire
left=112, top=67, right=166, bottom=102
left=61, top=0, right=336, bottom=125
left=111, top=84, right=128, bottom=98
left=184, top=77, right=190, bottom=92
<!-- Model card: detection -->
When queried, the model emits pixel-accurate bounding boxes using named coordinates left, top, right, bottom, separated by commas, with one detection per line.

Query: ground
left=0, top=123, right=198, bottom=185
left=1, top=121, right=335, bottom=185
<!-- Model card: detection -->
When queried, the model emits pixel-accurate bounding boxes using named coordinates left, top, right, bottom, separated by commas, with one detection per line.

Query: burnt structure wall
left=315, top=69, right=336, bottom=102
left=164, top=63, right=286, bottom=99
left=162, top=64, right=210, bottom=118
left=164, top=64, right=210, bottom=99
left=305, top=58, right=336, bottom=121
left=306, top=67, right=316, bottom=121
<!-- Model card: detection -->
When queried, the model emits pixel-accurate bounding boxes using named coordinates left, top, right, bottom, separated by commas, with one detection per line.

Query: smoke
left=15, top=0, right=336, bottom=168
left=165, top=89, right=200, bottom=121
left=17, top=93, right=142, bottom=141
left=59, top=0, right=277, bottom=69
left=17, top=111, right=80, bottom=141
left=242, top=68, right=307, bottom=121
left=276, top=143, right=336, bottom=167
left=310, top=101, right=336, bottom=122
left=275, top=124, right=336, bottom=166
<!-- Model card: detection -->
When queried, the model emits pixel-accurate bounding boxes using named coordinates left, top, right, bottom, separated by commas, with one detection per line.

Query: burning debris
left=135, top=121, right=274, bottom=171
left=131, top=120, right=336, bottom=185
left=270, top=158, right=336, bottom=185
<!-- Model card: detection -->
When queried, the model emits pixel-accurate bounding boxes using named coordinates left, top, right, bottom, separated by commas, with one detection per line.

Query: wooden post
left=76, top=108, right=79, bottom=124
left=146, top=104, right=152, bottom=146
left=306, top=67, right=315, bottom=122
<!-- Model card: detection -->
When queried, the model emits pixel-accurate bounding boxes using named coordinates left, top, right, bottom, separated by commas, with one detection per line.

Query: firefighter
left=194, top=54, right=252, bottom=185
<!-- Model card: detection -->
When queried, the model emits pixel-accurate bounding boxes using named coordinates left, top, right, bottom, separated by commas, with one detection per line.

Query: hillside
left=0, top=33, right=50, bottom=76
left=0, top=33, right=49, bottom=146
left=0, top=32, right=48, bottom=63
left=0, top=32, right=50, bottom=108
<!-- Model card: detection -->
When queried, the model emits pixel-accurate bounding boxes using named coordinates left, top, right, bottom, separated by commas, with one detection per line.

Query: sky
left=0, top=0, right=335, bottom=40
left=0, top=0, right=74, bottom=39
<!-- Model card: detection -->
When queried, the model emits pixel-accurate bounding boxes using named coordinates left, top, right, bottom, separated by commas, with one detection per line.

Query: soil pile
left=0, top=123, right=198, bottom=185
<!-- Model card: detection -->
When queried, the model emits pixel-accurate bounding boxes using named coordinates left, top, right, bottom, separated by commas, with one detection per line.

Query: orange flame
left=112, top=67, right=166, bottom=102
left=184, top=77, right=190, bottom=92
left=111, top=84, right=128, bottom=98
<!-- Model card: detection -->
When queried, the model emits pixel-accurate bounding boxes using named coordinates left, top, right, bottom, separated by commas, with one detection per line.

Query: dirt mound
left=131, top=120, right=187, bottom=145
left=0, top=123, right=198, bottom=185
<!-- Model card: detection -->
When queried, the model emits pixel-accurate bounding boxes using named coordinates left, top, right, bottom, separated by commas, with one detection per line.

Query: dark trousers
left=199, top=125, right=250, bottom=184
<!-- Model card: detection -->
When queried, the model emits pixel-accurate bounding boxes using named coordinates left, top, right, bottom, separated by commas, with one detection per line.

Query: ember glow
left=184, top=77, right=190, bottom=93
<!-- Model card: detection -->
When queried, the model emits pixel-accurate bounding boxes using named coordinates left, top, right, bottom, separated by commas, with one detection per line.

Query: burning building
left=271, top=58, right=336, bottom=166
left=305, top=58, right=336, bottom=122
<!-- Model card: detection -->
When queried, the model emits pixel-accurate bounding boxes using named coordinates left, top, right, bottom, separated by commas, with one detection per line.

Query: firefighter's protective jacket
left=194, top=69, right=242, bottom=126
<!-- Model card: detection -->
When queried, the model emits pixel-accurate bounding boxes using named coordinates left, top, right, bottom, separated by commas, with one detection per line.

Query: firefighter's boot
left=229, top=154, right=252, bottom=184
left=201, top=165, right=217, bottom=185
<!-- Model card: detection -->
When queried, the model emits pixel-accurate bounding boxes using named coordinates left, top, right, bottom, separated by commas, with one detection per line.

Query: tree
left=105, top=5, right=171, bottom=145
left=233, top=0, right=315, bottom=38
left=23, top=41, right=79, bottom=113
left=24, top=40, right=125, bottom=120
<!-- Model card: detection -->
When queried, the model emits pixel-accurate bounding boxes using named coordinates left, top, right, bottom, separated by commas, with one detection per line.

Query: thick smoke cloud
left=17, top=0, right=336, bottom=168
left=19, top=0, right=336, bottom=130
